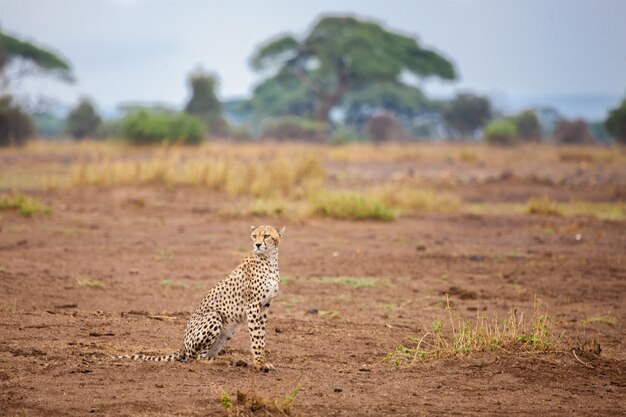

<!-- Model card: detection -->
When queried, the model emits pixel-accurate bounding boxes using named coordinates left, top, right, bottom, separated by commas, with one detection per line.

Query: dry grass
left=65, top=151, right=324, bottom=200
left=75, top=277, right=106, bottom=288
left=3, top=141, right=626, bottom=221
left=387, top=298, right=556, bottom=366
left=527, top=195, right=563, bottom=216
left=375, top=185, right=461, bottom=214
left=465, top=200, right=626, bottom=220
left=219, top=386, right=301, bottom=416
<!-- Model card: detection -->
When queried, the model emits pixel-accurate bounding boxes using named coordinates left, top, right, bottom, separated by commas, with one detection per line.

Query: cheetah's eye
left=264, top=234, right=269, bottom=239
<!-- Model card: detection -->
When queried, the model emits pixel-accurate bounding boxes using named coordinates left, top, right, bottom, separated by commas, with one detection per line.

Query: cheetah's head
left=250, top=225, right=285, bottom=255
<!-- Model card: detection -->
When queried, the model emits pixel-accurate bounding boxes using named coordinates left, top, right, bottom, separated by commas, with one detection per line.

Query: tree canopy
left=341, top=82, right=431, bottom=127
left=605, top=96, right=626, bottom=144
left=250, top=16, right=456, bottom=124
left=0, top=30, right=74, bottom=91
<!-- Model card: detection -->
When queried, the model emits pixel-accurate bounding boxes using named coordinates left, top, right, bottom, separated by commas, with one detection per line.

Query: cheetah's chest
left=261, top=277, right=280, bottom=306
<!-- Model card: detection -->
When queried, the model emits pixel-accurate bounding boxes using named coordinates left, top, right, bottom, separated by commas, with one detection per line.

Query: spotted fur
left=116, top=225, right=285, bottom=372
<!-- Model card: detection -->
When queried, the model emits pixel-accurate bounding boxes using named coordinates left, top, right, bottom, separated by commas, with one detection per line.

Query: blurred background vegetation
left=0, top=12, right=624, bottom=147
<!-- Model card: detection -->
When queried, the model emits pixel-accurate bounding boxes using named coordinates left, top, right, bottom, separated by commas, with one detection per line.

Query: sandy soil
left=1, top=183, right=624, bottom=416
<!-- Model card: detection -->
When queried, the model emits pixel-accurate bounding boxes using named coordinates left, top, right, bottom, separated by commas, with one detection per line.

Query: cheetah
left=117, top=225, right=284, bottom=372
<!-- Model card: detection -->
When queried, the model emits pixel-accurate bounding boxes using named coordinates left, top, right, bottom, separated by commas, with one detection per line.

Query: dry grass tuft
left=76, top=277, right=106, bottom=288
left=220, top=386, right=301, bottom=416
left=527, top=195, right=563, bottom=216
left=387, top=298, right=556, bottom=366
left=375, top=185, right=461, bottom=214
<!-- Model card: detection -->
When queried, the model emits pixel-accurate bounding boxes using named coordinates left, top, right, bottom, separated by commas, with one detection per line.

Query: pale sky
left=1, top=0, right=625, bottom=117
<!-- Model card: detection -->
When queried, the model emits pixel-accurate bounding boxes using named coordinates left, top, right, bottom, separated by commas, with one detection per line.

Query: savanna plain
left=1, top=142, right=625, bottom=416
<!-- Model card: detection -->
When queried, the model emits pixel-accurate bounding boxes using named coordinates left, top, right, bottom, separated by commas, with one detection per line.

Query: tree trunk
left=313, top=87, right=346, bottom=124
left=313, top=97, right=335, bottom=123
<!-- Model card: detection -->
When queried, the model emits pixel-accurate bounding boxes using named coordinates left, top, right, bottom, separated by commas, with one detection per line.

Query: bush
left=605, top=98, right=626, bottom=144
left=365, top=113, right=403, bottom=142
left=443, top=93, right=492, bottom=138
left=122, top=110, right=205, bottom=145
left=97, top=118, right=123, bottom=139
left=331, top=125, right=361, bottom=145
left=553, top=119, right=593, bottom=145
left=261, top=116, right=327, bottom=141
left=484, top=119, right=517, bottom=145
left=65, top=98, right=101, bottom=139
left=227, top=124, right=252, bottom=141
left=514, top=110, right=541, bottom=141
left=0, top=95, right=34, bottom=146
left=184, top=71, right=227, bottom=135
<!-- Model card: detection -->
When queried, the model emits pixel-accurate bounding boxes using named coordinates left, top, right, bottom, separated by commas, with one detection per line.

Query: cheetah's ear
left=278, top=226, right=286, bottom=237
left=250, top=225, right=256, bottom=231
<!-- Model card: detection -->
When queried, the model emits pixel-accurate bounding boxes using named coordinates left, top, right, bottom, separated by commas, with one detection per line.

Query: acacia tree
left=0, top=30, right=73, bottom=145
left=250, top=16, right=456, bottom=125
left=0, top=30, right=73, bottom=94
left=342, top=82, right=430, bottom=128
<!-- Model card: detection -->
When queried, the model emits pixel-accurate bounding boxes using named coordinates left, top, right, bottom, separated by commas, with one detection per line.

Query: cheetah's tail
left=114, top=351, right=188, bottom=362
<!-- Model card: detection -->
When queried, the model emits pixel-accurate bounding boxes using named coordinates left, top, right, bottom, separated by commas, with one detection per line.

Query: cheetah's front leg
left=246, top=302, right=273, bottom=371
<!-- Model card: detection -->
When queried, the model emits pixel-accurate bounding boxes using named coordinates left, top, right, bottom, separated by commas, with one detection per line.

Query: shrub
left=97, top=118, right=123, bottom=139
left=605, top=97, right=626, bottom=144
left=331, top=125, right=361, bottom=145
left=311, top=190, right=395, bottom=220
left=443, top=93, right=492, bottom=138
left=0, top=95, right=34, bottom=146
left=122, top=110, right=205, bottom=145
left=365, top=113, right=403, bottom=142
left=227, top=124, right=252, bottom=141
left=484, top=119, right=517, bottom=146
left=184, top=71, right=227, bottom=135
left=261, top=116, right=327, bottom=141
left=65, top=98, right=101, bottom=139
left=514, top=109, right=541, bottom=141
left=553, top=119, right=593, bottom=144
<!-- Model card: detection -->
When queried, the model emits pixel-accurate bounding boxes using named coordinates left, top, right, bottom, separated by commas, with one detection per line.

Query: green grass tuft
left=582, top=315, right=616, bottom=326
left=161, top=279, right=188, bottom=289
left=220, top=392, right=232, bottom=409
left=311, top=191, right=395, bottom=221
left=0, top=194, right=52, bottom=217
left=318, top=276, right=382, bottom=288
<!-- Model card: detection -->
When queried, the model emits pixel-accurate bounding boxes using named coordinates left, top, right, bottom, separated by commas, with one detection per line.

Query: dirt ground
left=1, top=149, right=625, bottom=416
